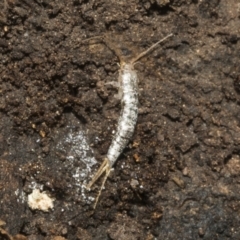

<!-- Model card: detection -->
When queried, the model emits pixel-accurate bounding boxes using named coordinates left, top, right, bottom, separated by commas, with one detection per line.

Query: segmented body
left=107, top=63, right=138, bottom=167
left=85, top=33, right=173, bottom=208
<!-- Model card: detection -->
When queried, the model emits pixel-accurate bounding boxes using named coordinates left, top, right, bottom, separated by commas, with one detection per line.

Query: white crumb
left=28, top=189, right=54, bottom=212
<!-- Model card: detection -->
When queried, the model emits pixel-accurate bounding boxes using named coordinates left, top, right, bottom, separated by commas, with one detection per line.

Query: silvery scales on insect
left=83, top=33, right=173, bottom=208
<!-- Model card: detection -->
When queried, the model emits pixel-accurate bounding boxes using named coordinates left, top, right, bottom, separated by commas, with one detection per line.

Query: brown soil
left=1, top=0, right=240, bottom=239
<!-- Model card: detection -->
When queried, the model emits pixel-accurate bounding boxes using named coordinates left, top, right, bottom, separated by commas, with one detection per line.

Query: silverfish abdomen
left=106, top=64, right=138, bottom=167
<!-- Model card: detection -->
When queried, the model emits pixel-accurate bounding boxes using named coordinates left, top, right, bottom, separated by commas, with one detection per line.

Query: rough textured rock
left=1, top=0, right=240, bottom=239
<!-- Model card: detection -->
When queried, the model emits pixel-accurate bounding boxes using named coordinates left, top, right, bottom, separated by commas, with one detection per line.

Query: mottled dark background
left=0, top=0, right=240, bottom=239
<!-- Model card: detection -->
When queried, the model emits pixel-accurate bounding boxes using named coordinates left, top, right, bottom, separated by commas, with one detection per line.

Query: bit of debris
left=27, top=189, right=54, bottom=212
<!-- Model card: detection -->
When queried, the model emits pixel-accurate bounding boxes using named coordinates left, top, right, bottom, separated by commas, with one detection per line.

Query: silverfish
left=85, top=33, right=173, bottom=208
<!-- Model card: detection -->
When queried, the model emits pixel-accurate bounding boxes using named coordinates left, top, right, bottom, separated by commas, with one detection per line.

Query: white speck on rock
left=56, top=124, right=98, bottom=205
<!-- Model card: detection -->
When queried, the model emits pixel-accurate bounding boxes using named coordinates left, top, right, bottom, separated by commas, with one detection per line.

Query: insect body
left=85, top=34, right=173, bottom=208
left=107, top=63, right=138, bottom=166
